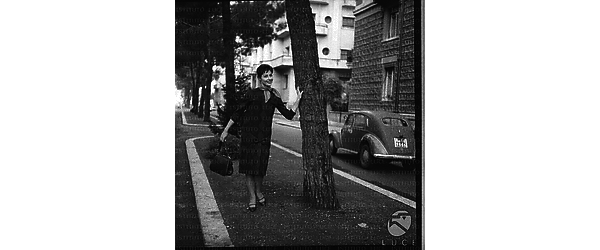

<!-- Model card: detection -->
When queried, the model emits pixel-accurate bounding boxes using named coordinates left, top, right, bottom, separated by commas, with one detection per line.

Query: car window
left=344, top=114, right=355, bottom=126
left=354, top=114, right=368, bottom=128
left=407, top=118, right=415, bottom=129
left=381, top=117, right=408, bottom=127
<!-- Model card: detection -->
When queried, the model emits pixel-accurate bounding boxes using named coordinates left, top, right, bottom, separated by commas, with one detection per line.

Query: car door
left=347, top=114, right=369, bottom=152
left=340, top=114, right=355, bottom=150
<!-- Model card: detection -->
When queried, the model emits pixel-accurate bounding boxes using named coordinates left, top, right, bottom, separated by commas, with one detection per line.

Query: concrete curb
left=180, top=109, right=210, bottom=127
left=180, top=109, right=223, bottom=129
left=185, top=136, right=234, bottom=247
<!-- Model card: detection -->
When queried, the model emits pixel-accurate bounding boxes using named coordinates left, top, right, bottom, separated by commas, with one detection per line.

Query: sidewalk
left=177, top=109, right=419, bottom=247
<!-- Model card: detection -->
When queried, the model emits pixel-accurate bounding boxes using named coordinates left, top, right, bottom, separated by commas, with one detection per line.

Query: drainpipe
left=394, top=0, right=404, bottom=113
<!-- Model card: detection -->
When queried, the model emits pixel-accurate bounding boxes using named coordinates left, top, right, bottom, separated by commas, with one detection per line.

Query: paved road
left=271, top=117, right=417, bottom=200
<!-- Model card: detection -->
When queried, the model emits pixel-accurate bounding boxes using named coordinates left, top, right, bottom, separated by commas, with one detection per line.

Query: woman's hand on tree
left=220, top=131, right=228, bottom=142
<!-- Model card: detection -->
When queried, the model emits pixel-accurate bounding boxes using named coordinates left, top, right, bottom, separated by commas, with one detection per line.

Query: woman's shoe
left=257, top=197, right=266, bottom=206
left=246, top=203, right=257, bottom=212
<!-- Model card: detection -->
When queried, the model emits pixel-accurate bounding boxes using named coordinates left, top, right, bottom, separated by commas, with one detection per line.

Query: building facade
left=242, top=0, right=356, bottom=104
left=351, top=0, right=415, bottom=113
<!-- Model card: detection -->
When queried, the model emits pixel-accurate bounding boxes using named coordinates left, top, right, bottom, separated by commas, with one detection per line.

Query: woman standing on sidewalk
left=220, top=64, right=303, bottom=212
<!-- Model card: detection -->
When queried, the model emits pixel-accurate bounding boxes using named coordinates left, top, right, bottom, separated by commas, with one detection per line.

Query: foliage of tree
left=216, top=0, right=286, bottom=131
left=176, top=1, right=285, bottom=121
left=323, top=77, right=343, bottom=105
left=231, top=1, right=285, bottom=55
left=175, top=1, right=218, bottom=115
left=322, top=77, right=348, bottom=112
left=175, top=67, right=192, bottom=90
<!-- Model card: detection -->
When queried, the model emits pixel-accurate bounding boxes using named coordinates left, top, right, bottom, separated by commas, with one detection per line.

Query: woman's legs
left=245, top=174, right=257, bottom=205
left=255, top=175, right=264, bottom=200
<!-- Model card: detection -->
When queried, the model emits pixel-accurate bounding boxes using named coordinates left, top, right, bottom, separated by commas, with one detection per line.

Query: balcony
left=342, top=0, right=356, bottom=7
left=319, top=58, right=351, bottom=69
left=315, top=23, right=328, bottom=36
left=309, top=0, right=329, bottom=5
left=265, top=54, right=293, bottom=69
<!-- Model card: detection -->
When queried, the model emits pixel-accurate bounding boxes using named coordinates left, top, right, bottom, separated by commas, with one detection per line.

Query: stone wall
left=350, top=5, right=384, bottom=111
left=350, top=0, right=415, bottom=113
left=399, top=0, right=415, bottom=113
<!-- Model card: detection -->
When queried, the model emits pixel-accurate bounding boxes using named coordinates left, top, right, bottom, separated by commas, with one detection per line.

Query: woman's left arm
left=288, top=88, right=303, bottom=113
left=275, top=88, right=303, bottom=120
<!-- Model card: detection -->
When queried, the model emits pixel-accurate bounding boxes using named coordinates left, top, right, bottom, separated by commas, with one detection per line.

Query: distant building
left=351, top=0, right=415, bottom=113
left=242, top=0, right=356, bottom=104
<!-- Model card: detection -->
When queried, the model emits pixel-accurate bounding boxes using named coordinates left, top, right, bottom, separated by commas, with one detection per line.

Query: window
left=386, top=10, right=400, bottom=38
left=341, top=49, right=350, bottom=60
left=325, top=16, right=332, bottom=23
left=285, top=46, right=290, bottom=56
left=354, top=114, right=368, bottom=128
left=283, top=75, right=288, bottom=89
left=382, top=118, right=408, bottom=127
left=322, top=47, right=330, bottom=56
left=344, top=114, right=355, bottom=127
left=382, top=67, right=395, bottom=101
left=342, top=17, right=354, bottom=28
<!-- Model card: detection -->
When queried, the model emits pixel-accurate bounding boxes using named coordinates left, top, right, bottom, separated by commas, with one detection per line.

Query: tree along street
left=270, top=117, right=417, bottom=200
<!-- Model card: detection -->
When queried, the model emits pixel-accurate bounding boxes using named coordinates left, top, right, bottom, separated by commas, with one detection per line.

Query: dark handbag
left=210, top=142, right=233, bottom=176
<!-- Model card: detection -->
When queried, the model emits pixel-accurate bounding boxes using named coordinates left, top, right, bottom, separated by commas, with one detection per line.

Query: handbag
left=210, top=142, right=234, bottom=176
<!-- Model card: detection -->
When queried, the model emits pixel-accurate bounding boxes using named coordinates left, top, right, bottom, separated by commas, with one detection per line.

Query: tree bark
left=286, top=0, right=339, bottom=210
left=222, top=0, right=236, bottom=106
left=204, top=19, right=213, bottom=121
left=198, top=61, right=206, bottom=117
left=184, top=87, right=190, bottom=108
left=190, top=62, right=199, bottom=113
left=203, top=66, right=212, bottom=121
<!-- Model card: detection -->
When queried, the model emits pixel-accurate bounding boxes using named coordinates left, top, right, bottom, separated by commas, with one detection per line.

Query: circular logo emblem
left=387, top=210, right=411, bottom=237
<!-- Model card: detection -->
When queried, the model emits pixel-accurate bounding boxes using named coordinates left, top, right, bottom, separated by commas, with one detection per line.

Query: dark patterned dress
left=231, top=88, right=297, bottom=176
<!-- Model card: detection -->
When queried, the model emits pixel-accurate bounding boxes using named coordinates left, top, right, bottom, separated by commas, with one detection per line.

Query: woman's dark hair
left=256, top=64, right=273, bottom=77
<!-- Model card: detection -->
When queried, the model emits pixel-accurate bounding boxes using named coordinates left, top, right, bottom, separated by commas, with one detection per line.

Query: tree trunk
left=184, top=87, right=191, bottom=108
left=190, top=62, right=199, bottom=113
left=204, top=23, right=213, bottom=122
left=198, top=61, right=206, bottom=117
left=286, top=0, right=339, bottom=210
left=203, top=70, right=212, bottom=121
left=222, top=0, right=235, bottom=106
left=198, top=86, right=205, bottom=117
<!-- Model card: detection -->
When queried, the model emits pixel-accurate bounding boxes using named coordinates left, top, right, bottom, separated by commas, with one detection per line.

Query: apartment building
left=242, top=0, right=356, bottom=104
left=351, top=0, right=416, bottom=113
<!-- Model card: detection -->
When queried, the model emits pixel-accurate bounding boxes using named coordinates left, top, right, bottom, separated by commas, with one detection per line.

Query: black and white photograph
left=175, top=0, right=422, bottom=247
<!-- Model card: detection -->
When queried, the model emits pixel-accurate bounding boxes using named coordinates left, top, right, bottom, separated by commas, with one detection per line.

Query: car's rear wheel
left=329, top=136, right=338, bottom=155
left=359, top=143, right=374, bottom=169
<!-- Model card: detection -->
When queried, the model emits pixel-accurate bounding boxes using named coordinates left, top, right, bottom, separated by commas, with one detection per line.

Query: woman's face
left=260, top=70, right=273, bottom=88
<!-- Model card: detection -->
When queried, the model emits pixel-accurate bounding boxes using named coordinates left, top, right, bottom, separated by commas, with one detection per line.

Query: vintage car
left=329, top=110, right=416, bottom=169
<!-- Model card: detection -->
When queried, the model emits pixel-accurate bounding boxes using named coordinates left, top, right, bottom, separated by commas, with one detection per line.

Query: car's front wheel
left=359, top=143, right=374, bottom=169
